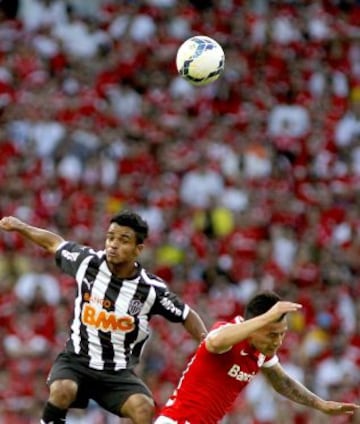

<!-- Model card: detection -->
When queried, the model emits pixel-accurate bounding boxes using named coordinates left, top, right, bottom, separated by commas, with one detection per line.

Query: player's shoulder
left=57, top=241, right=103, bottom=259
left=210, top=315, right=244, bottom=331
left=210, top=320, right=229, bottom=331
left=140, top=267, right=168, bottom=289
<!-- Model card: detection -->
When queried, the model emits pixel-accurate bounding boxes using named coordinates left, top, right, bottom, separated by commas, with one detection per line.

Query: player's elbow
left=45, top=236, right=64, bottom=254
left=47, top=244, right=60, bottom=254
left=205, top=333, right=230, bottom=354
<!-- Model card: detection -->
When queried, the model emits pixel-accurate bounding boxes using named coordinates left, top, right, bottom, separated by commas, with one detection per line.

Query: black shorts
left=47, top=351, right=152, bottom=416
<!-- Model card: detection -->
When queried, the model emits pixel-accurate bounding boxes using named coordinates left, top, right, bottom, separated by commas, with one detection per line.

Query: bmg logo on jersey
left=82, top=303, right=135, bottom=333
left=228, top=364, right=255, bottom=382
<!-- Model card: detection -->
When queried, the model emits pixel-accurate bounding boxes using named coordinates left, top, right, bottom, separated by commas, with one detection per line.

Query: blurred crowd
left=0, top=0, right=360, bottom=423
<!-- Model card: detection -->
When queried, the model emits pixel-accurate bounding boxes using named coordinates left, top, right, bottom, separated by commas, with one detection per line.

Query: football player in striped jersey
left=0, top=211, right=207, bottom=424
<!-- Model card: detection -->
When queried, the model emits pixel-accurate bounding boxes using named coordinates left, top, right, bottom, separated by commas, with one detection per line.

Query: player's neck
left=108, top=261, right=139, bottom=279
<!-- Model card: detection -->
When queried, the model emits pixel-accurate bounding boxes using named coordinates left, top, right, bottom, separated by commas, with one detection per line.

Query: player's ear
left=135, top=243, right=145, bottom=255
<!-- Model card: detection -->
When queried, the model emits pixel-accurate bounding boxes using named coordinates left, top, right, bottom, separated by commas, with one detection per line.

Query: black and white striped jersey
left=55, top=241, right=190, bottom=371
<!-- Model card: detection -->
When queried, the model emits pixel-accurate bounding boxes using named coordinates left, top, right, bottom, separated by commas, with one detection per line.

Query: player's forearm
left=183, top=309, right=208, bottom=342
left=0, top=216, right=63, bottom=252
left=14, top=221, right=63, bottom=253
left=263, top=365, right=324, bottom=411
left=206, top=314, right=269, bottom=353
left=206, top=302, right=302, bottom=353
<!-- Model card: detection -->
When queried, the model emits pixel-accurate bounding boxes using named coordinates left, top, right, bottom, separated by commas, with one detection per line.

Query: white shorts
left=154, top=417, right=191, bottom=424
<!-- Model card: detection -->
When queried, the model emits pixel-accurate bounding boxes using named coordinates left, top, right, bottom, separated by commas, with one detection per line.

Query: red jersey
left=158, top=317, right=278, bottom=424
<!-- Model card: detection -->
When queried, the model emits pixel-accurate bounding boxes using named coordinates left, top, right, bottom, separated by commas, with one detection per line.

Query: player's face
left=105, top=223, right=143, bottom=265
left=249, top=318, right=287, bottom=357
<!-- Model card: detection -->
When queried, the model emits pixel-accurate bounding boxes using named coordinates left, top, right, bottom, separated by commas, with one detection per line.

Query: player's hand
left=0, top=216, right=24, bottom=232
left=265, top=301, right=302, bottom=322
left=319, top=400, right=359, bottom=415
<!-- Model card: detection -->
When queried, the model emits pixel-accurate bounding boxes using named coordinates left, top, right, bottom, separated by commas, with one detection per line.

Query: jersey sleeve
left=205, top=320, right=229, bottom=339
left=55, top=241, right=99, bottom=277
left=150, top=286, right=189, bottom=323
left=261, top=355, right=279, bottom=368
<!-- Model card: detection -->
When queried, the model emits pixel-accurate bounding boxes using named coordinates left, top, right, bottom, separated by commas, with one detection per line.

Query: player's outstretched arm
left=183, top=308, right=208, bottom=343
left=262, top=362, right=359, bottom=415
left=0, top=216, right=64, bottom=254
left=206, top=301, right=302, bottom=354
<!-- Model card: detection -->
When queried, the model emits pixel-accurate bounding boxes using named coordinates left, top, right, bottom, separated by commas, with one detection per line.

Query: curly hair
left=110, top=210, right=149, bottom=244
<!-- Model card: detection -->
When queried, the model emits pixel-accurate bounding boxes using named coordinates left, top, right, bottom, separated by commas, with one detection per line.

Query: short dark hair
left=244, top=291, right=282, bottom=320
left=110, top=210, right=149, bottom=244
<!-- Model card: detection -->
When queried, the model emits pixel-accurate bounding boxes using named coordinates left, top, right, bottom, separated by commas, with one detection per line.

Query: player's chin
left=265, top=347, right=278, bottom=356
left=106, top=252, right=120, bottom=263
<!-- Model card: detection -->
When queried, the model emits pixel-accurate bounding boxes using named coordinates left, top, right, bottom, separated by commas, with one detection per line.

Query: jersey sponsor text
left=160, top=297, right=182, bottom=316
left=83, top=292, right=113, bottom=309
left=228, top=364, right=255, bottom=382
left=82, top=303, right=135, bottom=333
left=61, top=250, right=80, bottom=262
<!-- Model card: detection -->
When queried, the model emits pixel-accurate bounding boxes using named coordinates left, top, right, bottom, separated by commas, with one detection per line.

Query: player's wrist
left=314, top=398, right=328, bottom=413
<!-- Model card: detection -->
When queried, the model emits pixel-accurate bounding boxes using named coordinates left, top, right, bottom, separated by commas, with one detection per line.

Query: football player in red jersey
left=155, top=291, right=359, bottom=424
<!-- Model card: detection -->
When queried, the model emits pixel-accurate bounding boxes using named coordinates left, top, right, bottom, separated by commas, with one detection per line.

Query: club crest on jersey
left=128, top=299, right=143, bottom=315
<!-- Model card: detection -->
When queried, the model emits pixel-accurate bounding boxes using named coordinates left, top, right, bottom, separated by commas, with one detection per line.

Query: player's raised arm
left=206, top=301, right=302, bottom=354
left=0, top=216, right=64, bottom=254
left=262, top=362, right=360, bottom=416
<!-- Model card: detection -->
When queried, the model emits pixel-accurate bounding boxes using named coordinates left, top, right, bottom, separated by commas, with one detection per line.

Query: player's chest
left=223, top=347, right=265, bottom=384
left=80, top=275, right=149, bottom=313
left=79, top=279, right=150, bottom=333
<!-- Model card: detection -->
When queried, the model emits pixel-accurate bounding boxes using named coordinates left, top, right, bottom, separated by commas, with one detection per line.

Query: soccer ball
left=176, top=35, right=225, bottom=86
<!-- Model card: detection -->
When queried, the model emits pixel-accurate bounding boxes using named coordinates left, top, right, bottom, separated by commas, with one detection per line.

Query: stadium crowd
left=0, top=0, right=359, bottom=423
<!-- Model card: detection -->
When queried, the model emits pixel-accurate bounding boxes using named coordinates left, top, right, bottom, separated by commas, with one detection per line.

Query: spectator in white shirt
left=180, top=158, right=225, bottom=209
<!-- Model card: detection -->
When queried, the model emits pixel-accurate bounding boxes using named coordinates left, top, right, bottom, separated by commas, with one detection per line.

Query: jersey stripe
left=111, top=278, right=139, bottom=369
left=86, top=260, right=110, bottom=369
left=99, top=271, right=123, bottom=368
left=70, top=255, right=95, bottom=353
left=123, top=277, right=151, bottom=368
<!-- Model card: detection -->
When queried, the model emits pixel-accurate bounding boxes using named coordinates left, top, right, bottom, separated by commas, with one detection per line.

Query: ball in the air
left=176, top=35, right=225, bottom=86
